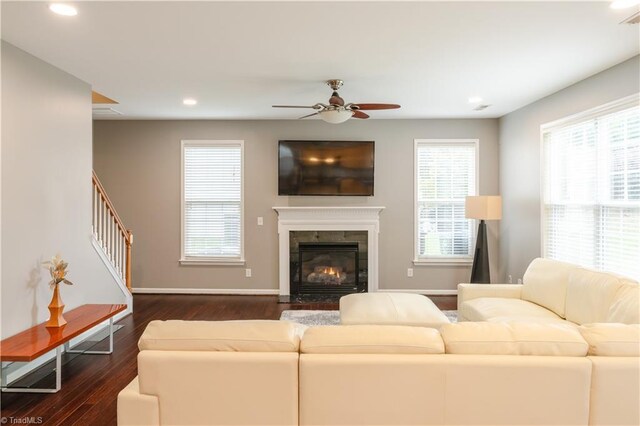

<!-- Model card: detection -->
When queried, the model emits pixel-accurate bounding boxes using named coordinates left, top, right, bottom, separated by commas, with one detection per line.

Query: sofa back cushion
left=579, top=324, right=640, bottom=356
left=138, top=351, right=299, bottom=426
left=522, top=257, right=577, bottom=317
left=301, top=325, right=444, bottom=354
left=565, top=269, right=625, bottom=325
left=138, top=320, right=303, bottom=352
left=440, top=322, right=588, bottom=356
left=607, top=282, right=640, bottom=324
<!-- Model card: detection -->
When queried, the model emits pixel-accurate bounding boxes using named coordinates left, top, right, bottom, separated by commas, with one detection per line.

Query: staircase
left=91, top=171, right=133, bottom=303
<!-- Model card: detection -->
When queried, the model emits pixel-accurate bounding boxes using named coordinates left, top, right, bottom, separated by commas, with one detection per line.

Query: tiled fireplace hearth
left=273, top=207, right=384, bottom=296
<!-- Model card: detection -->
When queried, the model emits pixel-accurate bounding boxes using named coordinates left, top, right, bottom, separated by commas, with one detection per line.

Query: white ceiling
left=2, top=1, right=638, bottom=120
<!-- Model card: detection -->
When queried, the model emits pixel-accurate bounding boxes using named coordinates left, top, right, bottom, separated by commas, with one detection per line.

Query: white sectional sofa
left=458, top=258, right=639, bottom=325
left=118, top=319, right=640, bottom=426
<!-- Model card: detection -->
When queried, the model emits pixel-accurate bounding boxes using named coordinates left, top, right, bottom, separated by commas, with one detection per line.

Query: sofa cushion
left=340, top=293, right=450, bottom=327
left=565, top=269, right=625, bottom=325
left=301, top=325, right=444, bottom=354
left=578, top=324, right=640, bottom=356
left=441, top=322, right=588, bottom=356
left=460, top=297, right=564, bottom=322
left=607, top=282, right=640, bottom=324
left=138, top=320, right=304, bottom=352
left=521, top=257, right=576, bottom=317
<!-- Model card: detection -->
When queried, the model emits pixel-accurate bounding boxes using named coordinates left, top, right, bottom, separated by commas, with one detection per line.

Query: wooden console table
left=0, top=304, right=126, bottom=393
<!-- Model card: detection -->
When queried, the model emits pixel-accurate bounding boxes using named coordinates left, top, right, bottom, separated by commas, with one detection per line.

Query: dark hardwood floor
left=0, top=294, right=456, bottom=425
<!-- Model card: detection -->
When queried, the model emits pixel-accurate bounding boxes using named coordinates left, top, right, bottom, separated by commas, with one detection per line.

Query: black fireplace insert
left=291, top=242, right=365, bottom=296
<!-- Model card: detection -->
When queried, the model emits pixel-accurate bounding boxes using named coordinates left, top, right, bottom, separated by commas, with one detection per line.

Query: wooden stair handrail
left=92, top=171, right=132, bottom=244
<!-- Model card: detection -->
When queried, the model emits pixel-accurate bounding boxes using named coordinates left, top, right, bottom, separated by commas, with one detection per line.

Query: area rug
left=280, top=310, right=458, bottom=326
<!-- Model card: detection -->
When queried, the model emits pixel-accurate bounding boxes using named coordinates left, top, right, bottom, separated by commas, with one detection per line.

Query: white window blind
left=182, top=141, right=243, bottom=260
left=543, top=102, right=640, bottom=280
left=415, top=140, right=477, bottom=260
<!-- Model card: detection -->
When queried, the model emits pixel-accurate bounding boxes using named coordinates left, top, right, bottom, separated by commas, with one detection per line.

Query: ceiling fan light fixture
left=319, top=109, right=353, bottom=124
left=49, top=3, right=78, bottom=16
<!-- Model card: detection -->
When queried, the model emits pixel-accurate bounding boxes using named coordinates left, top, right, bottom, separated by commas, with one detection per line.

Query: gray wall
left=499, top=56, right=640, bottom=282
left=1, top=42, right=126, bottom=338
left=93, top=119, right=499, bottom=293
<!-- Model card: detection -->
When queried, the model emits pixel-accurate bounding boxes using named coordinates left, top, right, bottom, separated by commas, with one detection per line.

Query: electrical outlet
left=245, top=268, right=252, bottom=278
left=407, top=268, right=414, bottom=278
left=257, top=217, right=264, bottom=226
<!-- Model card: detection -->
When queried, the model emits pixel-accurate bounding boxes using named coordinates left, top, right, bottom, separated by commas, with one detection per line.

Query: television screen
left=278, top=140, right=374, bottom=196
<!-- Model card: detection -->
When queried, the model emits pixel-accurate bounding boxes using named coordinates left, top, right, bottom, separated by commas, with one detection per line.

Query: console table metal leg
left=0, top=347, right=61, bottom=393
left=64, top=318, right=115, bottom=355
left=55, top=346, right=62, bottom=391
left=1, top=362, right=9, bottom=388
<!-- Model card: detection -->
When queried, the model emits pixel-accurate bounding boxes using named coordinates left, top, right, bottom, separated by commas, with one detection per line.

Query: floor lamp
left=465, top=196, right=502, bottom=283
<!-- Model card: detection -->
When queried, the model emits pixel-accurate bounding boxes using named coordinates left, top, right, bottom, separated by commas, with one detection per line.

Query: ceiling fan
left=273, top=79, right=401, bottom=124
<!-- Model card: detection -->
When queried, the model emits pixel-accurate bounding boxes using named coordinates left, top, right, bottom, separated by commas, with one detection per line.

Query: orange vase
left=46, top=283, right=67, bottom=328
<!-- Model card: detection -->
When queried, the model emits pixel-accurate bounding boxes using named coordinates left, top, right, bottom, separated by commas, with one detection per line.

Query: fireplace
left=289, top=231, right=368, bottom=297
left=273, top=206, right=384, bottom=296
left=295, top=242, right=362, bottom=295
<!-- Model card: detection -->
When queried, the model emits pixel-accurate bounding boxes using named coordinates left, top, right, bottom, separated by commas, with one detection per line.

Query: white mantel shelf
left=273, top=206, right=385, bottom=221
left=273, top=206, right=385, bottom=296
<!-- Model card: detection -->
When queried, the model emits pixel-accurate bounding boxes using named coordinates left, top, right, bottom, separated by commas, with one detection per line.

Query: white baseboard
left=132, top=287, right=280, bottom=295
left=378, top=289, right=458, bottom=296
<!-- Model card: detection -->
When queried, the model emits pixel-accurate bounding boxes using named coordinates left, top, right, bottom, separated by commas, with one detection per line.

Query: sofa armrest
left=457, top=284, right=523, bottom=311
left=117, top=377, right=160, bottom=426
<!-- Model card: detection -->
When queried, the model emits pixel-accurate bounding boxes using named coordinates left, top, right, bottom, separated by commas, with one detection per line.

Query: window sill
left=179, top=258, right=246, bottom=266
left=413, top=258, right=473, bottom=266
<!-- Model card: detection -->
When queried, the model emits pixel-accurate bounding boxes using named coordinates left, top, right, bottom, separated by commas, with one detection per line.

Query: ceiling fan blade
left=352, top=110, right=370, bottom=119
left=272, top=105, right=317, bottom=109
left=353, top=103, right=401, bottom=110
left=298, top=112, right=319, bottom=119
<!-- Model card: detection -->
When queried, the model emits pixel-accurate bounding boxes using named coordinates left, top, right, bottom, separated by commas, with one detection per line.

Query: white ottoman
left=340, top=293, right=450, bottom=328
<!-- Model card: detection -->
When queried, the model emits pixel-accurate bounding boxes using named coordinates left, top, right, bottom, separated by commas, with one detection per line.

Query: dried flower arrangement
left=43, top=254, right=74, bottom=288
left=43, top=254, right=74, bottom=328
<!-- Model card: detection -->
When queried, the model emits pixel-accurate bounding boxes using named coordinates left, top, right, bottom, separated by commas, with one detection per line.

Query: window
left=181, top=140, right=244, bottom=264
left=414, top=139, right=478, bottom=263
left=542, top=97, right=640, bottom=280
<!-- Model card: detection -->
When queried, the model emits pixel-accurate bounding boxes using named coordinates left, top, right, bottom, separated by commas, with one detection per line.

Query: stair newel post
left=126, top=230, right=133, bottom=290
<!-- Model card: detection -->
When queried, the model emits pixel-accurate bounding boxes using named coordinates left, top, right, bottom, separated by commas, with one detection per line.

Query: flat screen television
left=278, top=140, right=374, bottom=196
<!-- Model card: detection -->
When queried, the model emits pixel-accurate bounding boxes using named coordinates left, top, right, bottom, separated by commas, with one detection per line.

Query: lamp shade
left=319, top=109, right=353, bottom=124
left=465, top=196, right=502, bottom=220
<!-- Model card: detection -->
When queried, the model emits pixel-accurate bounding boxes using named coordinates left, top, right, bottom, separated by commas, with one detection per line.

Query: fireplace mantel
left=273, top=206, right=385, bottom=296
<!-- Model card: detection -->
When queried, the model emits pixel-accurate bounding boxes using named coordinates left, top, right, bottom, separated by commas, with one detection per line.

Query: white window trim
left=179, top=140, right=245, bottom=266
left=539, top=93, right=640, bottom=258
left=413, top=138, right=480, bottom=265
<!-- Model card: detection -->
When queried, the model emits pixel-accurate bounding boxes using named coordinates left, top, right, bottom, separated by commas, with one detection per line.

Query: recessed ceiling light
left=468, top=96, right=483, bottom=104
left=474, top=104, right=491, bottom=111
left=610, top=0, right=640, bottom=8
left=183, top=98, right=197, bottom=106
left=49, top=3, right=78, bottom=16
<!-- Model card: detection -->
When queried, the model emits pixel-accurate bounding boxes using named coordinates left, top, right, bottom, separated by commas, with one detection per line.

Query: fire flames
left=307, top=265, right=346, bottom=285
left=317, top=266, right=342, bottom=278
